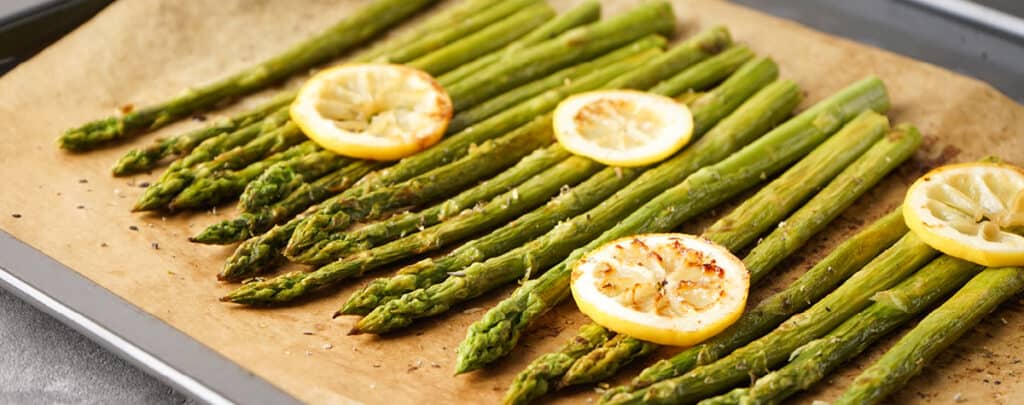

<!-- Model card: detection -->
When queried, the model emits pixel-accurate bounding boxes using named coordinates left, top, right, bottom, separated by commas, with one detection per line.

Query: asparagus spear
left=59, top=0, right=438, bottom=151
left=284, top=45, right=667, bottom=257
left=836, top=266, right=1024, bottom=405
left=448, top=35, right=668, bottom=135
left=560, top=335, right=657, bottom=387
left=708, top=256, right=983, bottom=405
left=407, top=4, right=556, bottom=75
left=606, top=235, right=940, bottom=404
left=111, top=92, right=295, bottom=176
left=217, top=37, right=673, bottom=280
left=647, top=45, right=754, bottom=98
left=222, top=154, right=603, bottom=303
left=556, top=111, right=897, bottom=389
left=356, top=62, right=788, bottom=337
left=135, top=120, right=307, bottom=211
left=355, top=0, right=507, bottom=62
left=446, top=1, right=676, bottom=112
left=439, top=1, right=602, bottom=86
left=375, top=0, right=542, bottom=65
left=168, top=141, right=332, bottom=210
left=504, top=324, right=614, bottom=405
left=457, top=76, right=888, bottom=374
left=238, top=150, right=353, bottom=212
left=626, top=176, right=915, bottom=390
left=193, top=161, right=382, bottom=246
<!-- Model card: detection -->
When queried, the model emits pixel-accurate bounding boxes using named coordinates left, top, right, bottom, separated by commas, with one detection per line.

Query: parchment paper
left=1, top=0, right=1022, bottom=403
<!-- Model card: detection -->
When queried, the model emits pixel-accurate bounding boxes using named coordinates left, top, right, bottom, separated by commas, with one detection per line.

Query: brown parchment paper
left=1, top=0, right=1023, bottom=403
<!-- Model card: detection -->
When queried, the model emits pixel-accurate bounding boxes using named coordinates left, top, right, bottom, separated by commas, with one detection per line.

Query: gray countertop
left=1, top=1, right=1022, bottom=404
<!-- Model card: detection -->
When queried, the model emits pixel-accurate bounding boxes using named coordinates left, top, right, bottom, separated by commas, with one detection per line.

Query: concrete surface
left=0, top=288, right=195, bottom=405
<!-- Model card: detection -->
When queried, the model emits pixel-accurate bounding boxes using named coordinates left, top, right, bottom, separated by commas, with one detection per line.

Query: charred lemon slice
left=290, top=64, right=452, bottom=160
left=903, top=162, right=1024, bottom=267
left=553, top=90, right=693, bottom=167
left=570, top=233, right=749, bottom=347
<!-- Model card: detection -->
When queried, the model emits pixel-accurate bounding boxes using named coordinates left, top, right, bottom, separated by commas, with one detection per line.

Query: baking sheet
left=0, top=0, right=1022, bottom=403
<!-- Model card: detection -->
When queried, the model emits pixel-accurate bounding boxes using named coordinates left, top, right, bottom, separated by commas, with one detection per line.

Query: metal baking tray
left=1, top=0, right=1021, bottom=403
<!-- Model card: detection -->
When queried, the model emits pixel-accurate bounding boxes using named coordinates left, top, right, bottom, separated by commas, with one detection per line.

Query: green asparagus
left=337, top=154, right=642, bottom=316
left=135, top=120, right=306, bottom=211
left=439, top=0, right=602, bottom=86
left=445, top=1, right=676, bottom=111
left=222, top=155, right=603, bottom=304
left=193, top=161, right=382, bottom=246
left=447, top=35, right=667, bottom=135
left=355, top=0, right=507, bottom=62
left=560, top=334, right=657, bottom=387
left=242, top=34, right=664, bottom=216
left=836, top=266, right=1024, bottom=405
left=741, top=124, right=923, bottom=283
left=339, top=42, right=754, bottom=316
left=504, top=323, right=614, bottom=405
left=284, top=118, right=561, bottom=263
left=217, top=36, right=672, bottom=280
left=457, top=76, right=888, bottom=374
left=169, top=141, right=323, bottom=210
left=407, top=4, right=555, bottom=75
left=710, top=255, right=982, bottom=405
left=111, top=92, right=295, bottom=175
left=374, top=0, right=541, bottom=65
left=59, top=0, right=438, bottom=151
left=301, top=145, right=572, bottom=265
left=282, top=47, right=667, bottom=259
left=359, top=62, right=789, bottom=339
left=283, top=55, right=653, bottom=262
left=118, top=0, right=509, bottom=174
left=605, top=235, right=939, bottom=404
left=626, top=206, right=908, bottom=390
left=238, top=150, right=352, bottom=212
left=704, top=112, right=894, bottom=264
left=286, top=28, right=735, bottom=260
left=555, top=110, right=896, bottom=390
left=133, top=0, right=565, bottom=211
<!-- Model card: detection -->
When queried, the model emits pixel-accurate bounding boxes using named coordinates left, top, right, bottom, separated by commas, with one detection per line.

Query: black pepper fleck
left=151, top=242, right=159, bottom=250
left=100, top=242, right=109, bottom=247
left=138, top=182, right=150, bottom=188
left=129, top=225, right=139, bottom=231
left=78, top=179, right=88, bottom=184
left=11, top=213, right=21, bottom=218
left=77, top=205, right=85, bottom=209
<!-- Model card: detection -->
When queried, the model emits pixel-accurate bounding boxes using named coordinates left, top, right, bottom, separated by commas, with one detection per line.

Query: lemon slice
left=903, top=162, right=1024, bottom=267
left=570, top=233, right=749, bottom=347
left=290, top=64, right=453, bottom=161
left=553, top=90, right=694, bottom=167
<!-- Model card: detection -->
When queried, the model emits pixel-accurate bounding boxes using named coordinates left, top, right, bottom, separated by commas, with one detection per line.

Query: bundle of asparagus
left=508, top=116, right=920, bottom=403
left=219, top=25, right=736, bottom=298
left=456, top=76, right=890, bottom=375
left=60, top=1, right=1018, bottom=401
